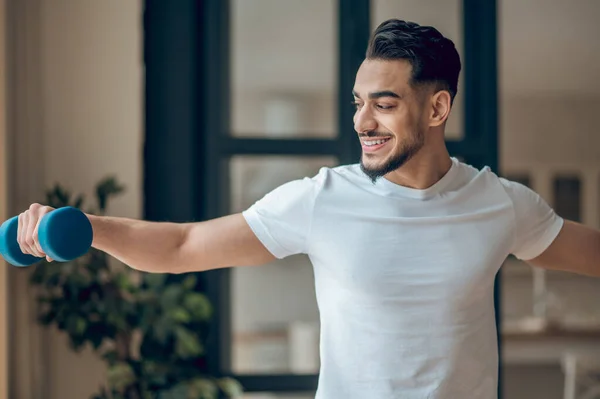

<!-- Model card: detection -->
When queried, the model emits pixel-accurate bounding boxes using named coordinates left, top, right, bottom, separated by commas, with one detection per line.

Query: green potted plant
left=29, top=176, right=242, bottom=399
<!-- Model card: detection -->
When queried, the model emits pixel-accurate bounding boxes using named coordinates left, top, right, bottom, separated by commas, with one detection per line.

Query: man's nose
left=354, top=106, right=377, bottom=133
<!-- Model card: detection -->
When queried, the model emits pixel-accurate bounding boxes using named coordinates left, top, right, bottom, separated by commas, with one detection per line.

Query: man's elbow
left=167, top=224, right=213, bottom=274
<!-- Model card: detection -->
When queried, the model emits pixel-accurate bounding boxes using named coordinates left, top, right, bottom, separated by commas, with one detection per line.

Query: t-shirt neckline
left=373, top=157, right=460, bottom=199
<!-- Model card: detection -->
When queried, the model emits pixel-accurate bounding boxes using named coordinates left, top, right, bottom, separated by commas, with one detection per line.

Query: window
left=220, top=0, right=348, bottom=390
left=230, top=0, right=337, bottom=138
left=553, top=176, right=582, bottom=222
left=229, top=156, right=335, bottom=374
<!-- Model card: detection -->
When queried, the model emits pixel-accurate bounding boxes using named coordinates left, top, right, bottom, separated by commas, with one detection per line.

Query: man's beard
left=359, top=130, right=425, bottom=184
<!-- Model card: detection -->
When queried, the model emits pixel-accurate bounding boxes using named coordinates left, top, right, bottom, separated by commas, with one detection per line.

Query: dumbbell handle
left=0, top=206, right=93, bottom=267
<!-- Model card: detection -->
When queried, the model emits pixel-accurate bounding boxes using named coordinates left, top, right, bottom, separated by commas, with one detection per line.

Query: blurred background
left=0, top=0, right=599, bottom=398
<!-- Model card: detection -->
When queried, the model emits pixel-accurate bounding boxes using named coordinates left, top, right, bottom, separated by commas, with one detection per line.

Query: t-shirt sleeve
left=500, top=178, right=565, bottom=261
left=241, top=168, right=326, bottom=259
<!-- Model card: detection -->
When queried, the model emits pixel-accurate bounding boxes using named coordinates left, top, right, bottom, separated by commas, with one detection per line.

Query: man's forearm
left=87, top=215, right=185, bottom=273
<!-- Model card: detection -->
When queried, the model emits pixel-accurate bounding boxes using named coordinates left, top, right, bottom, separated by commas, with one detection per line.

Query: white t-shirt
left=242, top=158, right=563, bottom=399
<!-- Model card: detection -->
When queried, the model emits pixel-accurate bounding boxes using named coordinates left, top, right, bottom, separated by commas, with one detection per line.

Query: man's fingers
left=15, top=205, right=56, bottom=259
left=25, top=212, right=43, bottom=257
left=17, top=212, right=28, bottom=254
left=32, top=225, right=45, bottom=258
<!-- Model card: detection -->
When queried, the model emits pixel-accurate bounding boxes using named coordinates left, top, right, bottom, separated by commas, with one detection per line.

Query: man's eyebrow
left=352, top=90, right=401, bottom=99
left=369, top=90, right=401, bottom=99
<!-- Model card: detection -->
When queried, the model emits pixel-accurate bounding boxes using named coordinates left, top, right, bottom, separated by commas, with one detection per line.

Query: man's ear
left=429, top=90, right=452, bottom=127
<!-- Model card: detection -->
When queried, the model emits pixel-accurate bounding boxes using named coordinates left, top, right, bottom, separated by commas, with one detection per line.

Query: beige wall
left=39, top=0, right=143, bottom=217
left=8, top=1, right=143, bottom=398
left=501, top=95, right=600, bottom=168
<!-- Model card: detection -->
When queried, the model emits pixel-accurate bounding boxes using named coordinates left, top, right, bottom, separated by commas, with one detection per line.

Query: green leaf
left=38, top=310, right=57, bottom=325
left=182, top=275, right=197, bottom=290
left=139, top=303, right=160, bottom=333
left=157, top=383, right=189, bottom=399
left=73, top=193, right=85, bottom=209
left=107, top=362, right=136, bottom=391
left=115, top=272, right=132, bottom=291
left=88, top=324, right=105, bottom=349
left=69, top=334, right=87, bottom=351
left=153, top=317, right=171, bottom=344
left=30, top=265, right=48, bottom=285
left=46, top=184, right=72, bottom=208
left=217, top=377, right=244, bottom=397
left=144, top=274, right=167, bottom=289
left=183, top=293, right=212, bottom=321
left=106, top=311, right=128, bottom=332
left=169, top=308, right=191, bottom=323
left=46, top=270, right=63, bottom=287
left=96, top=176, right=125, bottom=211
left=102, top=350, right=119, bottom=364
left=142, top=361, right=168, bottom=387
left=187, top=378, right=218, bottom=399
left=160, top=285, right=182, bottom=311
left=66, top=315, right=87, bottom=336
left=174, top=326, right=203, bottom=358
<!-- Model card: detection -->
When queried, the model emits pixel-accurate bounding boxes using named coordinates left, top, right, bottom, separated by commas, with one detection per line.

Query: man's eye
left=377, top=104, right=394, bottom=110
left=351, top=101, right=363, bottom=110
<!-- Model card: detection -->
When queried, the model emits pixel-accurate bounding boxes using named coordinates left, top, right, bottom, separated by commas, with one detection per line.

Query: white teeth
left=364, top=139, right=389, bottom=146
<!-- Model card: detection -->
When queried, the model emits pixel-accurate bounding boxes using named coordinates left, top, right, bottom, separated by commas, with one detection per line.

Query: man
left=17, top=19, right=600, bottom=399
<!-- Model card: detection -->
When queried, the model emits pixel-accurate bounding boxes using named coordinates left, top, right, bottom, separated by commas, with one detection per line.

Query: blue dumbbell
left=0, top=206, right=93, bottom=267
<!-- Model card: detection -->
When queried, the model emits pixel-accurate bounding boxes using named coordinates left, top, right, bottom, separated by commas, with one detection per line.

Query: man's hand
left=16, top=203, right=55, bottom=262
left=528, top=220, right=600, bottom=277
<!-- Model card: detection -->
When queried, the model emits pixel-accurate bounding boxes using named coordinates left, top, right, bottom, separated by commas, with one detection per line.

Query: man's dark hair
left=366, top=19, right=461, bottom=103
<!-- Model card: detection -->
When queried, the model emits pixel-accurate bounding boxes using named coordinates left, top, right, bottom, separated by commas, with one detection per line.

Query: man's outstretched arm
left=528, top=220, right=600, bottom=277
left=17, top=203, right=275, bottom=273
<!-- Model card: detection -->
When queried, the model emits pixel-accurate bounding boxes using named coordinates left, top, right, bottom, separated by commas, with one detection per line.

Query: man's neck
left=383, top=150, right=453, bottom=190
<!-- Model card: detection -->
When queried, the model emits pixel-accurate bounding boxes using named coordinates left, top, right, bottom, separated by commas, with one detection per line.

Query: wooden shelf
left=501, top=259, right=591, bottom=281
left=503, top=318, right=600, bottom=341
left=503, top=327, right=600, bottom=341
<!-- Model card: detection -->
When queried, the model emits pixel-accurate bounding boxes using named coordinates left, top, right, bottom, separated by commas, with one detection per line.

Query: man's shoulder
left=454, top=160, right=543, bottom=211
left=263, top=164, right=363, bottom=203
